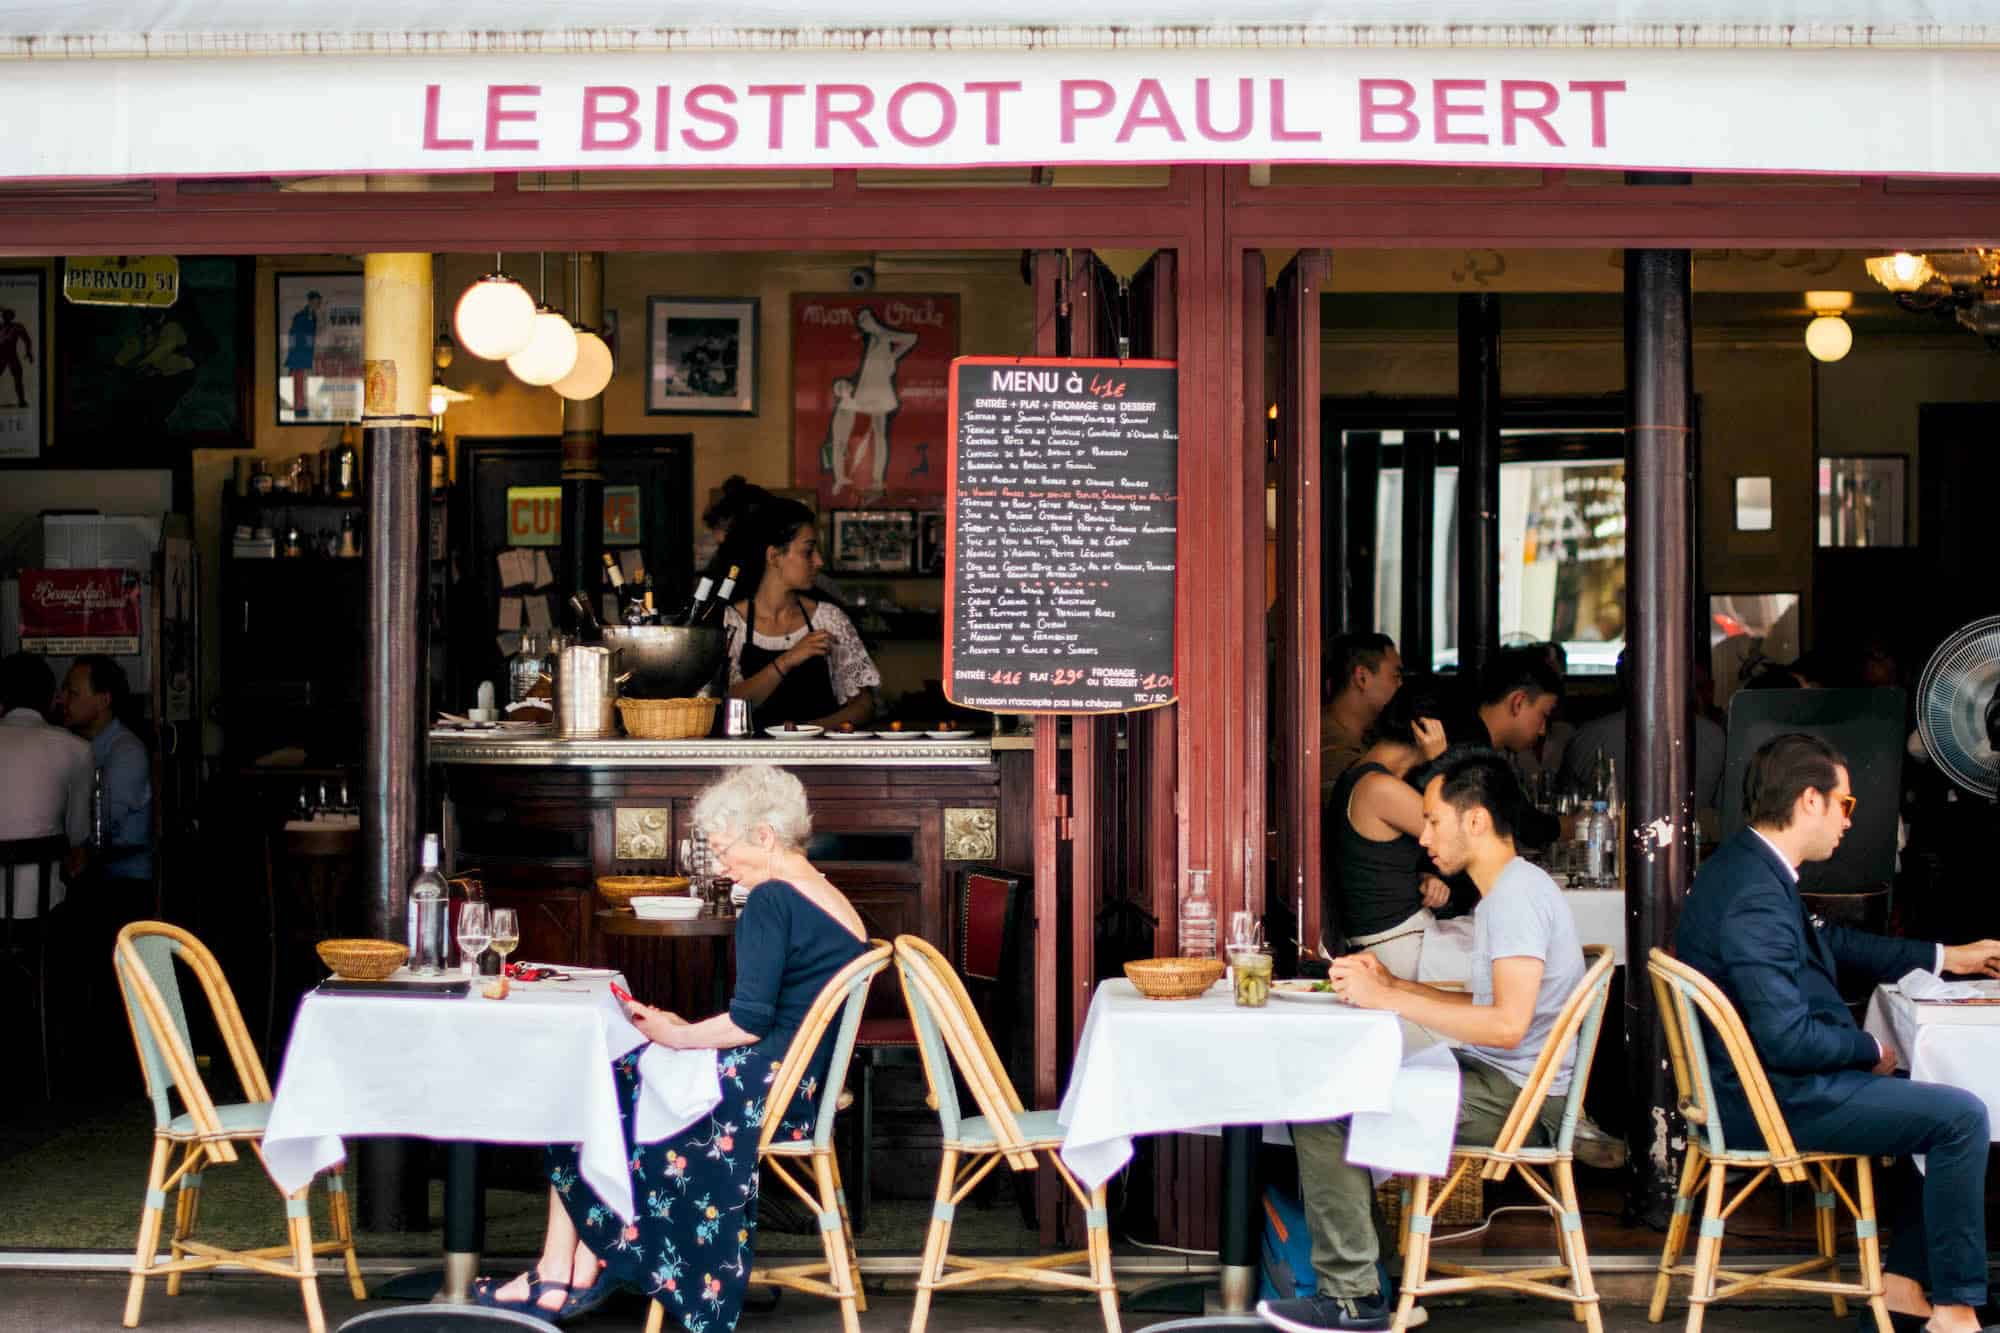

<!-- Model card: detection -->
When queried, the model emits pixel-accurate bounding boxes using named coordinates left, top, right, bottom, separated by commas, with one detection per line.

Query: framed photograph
left=829, top=508, right=916, bottom=574
left=793, top=292, right=957, bottom=508
left=275, top=271, right=364, bottom=424
left=916, top=510, right=946, bottom=575
left=1817, top=455, right=1908, bottom=548
left=57, top=256, right=251, bottom=449
left=0, top=269, right=47, bottom=460
left=647, top=297, right=757, bottom=416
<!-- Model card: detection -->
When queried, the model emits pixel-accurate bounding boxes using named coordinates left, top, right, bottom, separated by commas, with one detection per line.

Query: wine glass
left=489, top=908, right=520, bottom=973
left=456, top=901, right=490, bottom=978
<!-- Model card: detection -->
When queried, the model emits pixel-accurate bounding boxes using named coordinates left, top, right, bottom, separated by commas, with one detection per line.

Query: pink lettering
left=747, top=84, right=804, bottom=150
left=1499, top=80, right=1564, bottom=148
left=815, top=84, right=878, bottom=150
left=1060, top=80, right=1116, bottom=144
left=1358, top=79, right=1419, bottom=143
left=654, top=86, right=672, bottom=152
left=1568, top=80, right=1625, bottom=148
left=682, top=85, right=739, bottom=151
left=1433, top=79, right=1487, bottom=145
left=963, top=81, right=1020, bottom=146
left=484, top=85, right=540, bottom=151
left=1194, top=78, right=1254, bottom=142
left=581, top=86, right=640, bottom=151
left=887, top=82, right=957, bottom=148
left=422, top=85, right=473, bottom=151
left=1116, top=79, right=1186, bottom=143
left=1269, top=79, right=1321, bottom=142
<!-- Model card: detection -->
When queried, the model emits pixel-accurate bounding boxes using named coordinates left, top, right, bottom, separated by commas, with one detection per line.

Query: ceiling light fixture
left=1865, top=249, right=2000, bottom=348
left=1803, top=291, right=1853, bottom=364
left=453, top=252, right=535, bottom=361
left=506, top=254, right=579, bottom=386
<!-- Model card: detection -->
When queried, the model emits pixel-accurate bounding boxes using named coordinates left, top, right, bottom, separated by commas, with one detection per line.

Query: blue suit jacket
left=1674, top=828, right=1932, bottom=1141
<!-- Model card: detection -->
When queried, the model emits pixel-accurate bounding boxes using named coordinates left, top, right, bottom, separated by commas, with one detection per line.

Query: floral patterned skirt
left=548, top=1044, right=819, bottom=1333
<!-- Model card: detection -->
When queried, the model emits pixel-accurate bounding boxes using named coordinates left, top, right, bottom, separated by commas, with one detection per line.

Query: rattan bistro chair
left=893, top=934, right=1121, bottom=1333
left=115, top=921, right=365, bottom=1333
left=1389, top=944, right=1617, bottom=1333
left=643, top=940, right=892, bottom=1333
left=1645, top=949, right=1893, bottom=1333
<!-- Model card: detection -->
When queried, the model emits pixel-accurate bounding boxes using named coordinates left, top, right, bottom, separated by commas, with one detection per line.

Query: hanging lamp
left=552, top=253, right=614, bottom=400
left=507, top=253, right=579, bottom=386
left=453, top=252, right=535, bottom=360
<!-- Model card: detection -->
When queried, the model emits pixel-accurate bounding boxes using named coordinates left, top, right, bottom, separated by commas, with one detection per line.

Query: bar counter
left=429, top=728, right=1018, bottom=1013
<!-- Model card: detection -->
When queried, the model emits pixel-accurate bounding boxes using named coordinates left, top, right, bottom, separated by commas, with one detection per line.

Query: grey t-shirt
left=1463, top=858, right=1587, bottom=1095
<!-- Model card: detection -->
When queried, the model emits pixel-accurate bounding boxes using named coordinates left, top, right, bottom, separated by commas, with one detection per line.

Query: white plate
left=1270, top=981, right=1349, bottom=1005
left=875, top=729, right=929, bottom=741
left=926, top=730, right=975, bottom=740
left=763, top=725, right=824, bottom=738
left=823, top=729, right=876, bottom=740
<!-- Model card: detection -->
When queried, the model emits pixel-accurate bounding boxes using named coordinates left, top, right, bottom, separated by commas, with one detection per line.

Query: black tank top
left=1323, top=761, right=1430, bottom=943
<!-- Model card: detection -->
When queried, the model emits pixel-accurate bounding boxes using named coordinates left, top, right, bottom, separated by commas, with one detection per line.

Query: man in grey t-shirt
left=1260, top=751, right=1591, bottom=1333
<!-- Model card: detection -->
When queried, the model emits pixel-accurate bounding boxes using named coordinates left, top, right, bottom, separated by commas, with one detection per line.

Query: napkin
left=1898, top=969, right=1980, bottom=1001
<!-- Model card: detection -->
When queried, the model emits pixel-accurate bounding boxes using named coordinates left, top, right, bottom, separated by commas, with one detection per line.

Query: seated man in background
left=59, top=654, right=153, bottom=892
left=1677, top=733, right=2000, bottom=1333
left=1263, top=751, right=1587, bottom=1333
left=0, top=652, right=92, bottom=918
left=1454, top=647, right=1563, bottom=852
left=1322, top=633, right=1403, bottom=787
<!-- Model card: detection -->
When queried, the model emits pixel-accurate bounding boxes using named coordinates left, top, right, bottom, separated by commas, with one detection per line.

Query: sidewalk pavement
left=0, top=1272, right=1890, bottom=1333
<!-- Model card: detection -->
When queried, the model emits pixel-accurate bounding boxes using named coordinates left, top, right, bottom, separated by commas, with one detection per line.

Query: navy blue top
left=727, top=879, right=870, bottom=1094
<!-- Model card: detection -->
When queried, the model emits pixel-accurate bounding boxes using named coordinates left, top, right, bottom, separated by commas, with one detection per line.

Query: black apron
left=739, top=595, right=840, bottom=726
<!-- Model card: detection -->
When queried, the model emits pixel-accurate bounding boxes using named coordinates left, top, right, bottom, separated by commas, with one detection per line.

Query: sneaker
left=1572, top=1114, right=1628, bottom=1170
left=1257, top=1292, right=1393, bottom=1332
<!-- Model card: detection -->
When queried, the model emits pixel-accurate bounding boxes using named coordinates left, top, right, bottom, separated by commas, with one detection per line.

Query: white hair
left=692, top=765, right=813, bottom=851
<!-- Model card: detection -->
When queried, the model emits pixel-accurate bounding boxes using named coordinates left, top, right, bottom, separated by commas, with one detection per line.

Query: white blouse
left=722, top=599, right=882, bottom=705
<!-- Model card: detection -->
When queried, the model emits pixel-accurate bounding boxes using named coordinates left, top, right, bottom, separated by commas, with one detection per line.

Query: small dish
left=926, top=729, right=975, bottom=740
left=1270, top=979, right=1349, bottom=1005
left=875, top=728, right=928, bottom=741
left=763, top=725, right=825, bottom=739
left=630, top=896, right=705, bottom=920
left=824, top=729, right=876, bottom=740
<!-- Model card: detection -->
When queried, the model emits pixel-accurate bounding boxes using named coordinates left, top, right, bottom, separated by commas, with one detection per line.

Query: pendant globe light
left=507, top=253, right=580, bottom=386
left=551, top=256, right=613, bottom=400
left=453, top=253, right=536, bottom=361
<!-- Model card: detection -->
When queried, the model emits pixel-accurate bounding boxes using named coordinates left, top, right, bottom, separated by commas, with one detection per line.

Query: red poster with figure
left=792, top=293, right=957, bottom=509
left=20, top=568, right=142, bottom=654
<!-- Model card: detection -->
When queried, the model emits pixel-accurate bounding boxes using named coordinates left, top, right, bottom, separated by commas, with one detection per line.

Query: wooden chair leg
left=813, top=1152, right=863, bottom=1333
left=327, top=1168, right=366, bottom=1301
left=1555, top=1160, right=1603, bottom=1333
left=854, top=1058, right=876, bottom=1235
left=1683, top=1161, right=1728, bottom=1333
left=826, top=1150, right=868, bottom=1314
left=1391, top=1175, right=1432, bottom=1333
left=908, top=1147, right=959, bottom=1333
left=643, top=1300, right=666, bottom=1333
left=1853, top=1157, right=1894, bottom=1333
left=285, top=1190, right=327, bottom=1333
left=1815, top=1162, right=1848, bottom=1319
left=1648, top=1146, right=1704, bottom=1324
left=1086, top=1182, right=1122, bottom=1333
left=166, top=1146, right=204, bottom=1296
left=124, top=1137, right=173, bottom=1328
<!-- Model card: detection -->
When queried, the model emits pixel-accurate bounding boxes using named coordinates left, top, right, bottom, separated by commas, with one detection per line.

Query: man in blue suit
left=1678, top=732, right=2000, bottom=1333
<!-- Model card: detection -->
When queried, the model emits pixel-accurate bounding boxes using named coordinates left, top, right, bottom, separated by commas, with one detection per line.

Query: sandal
left=561, top=1263, right=617, bottom=1321
left=470, top=1265, right=572, bottom=1318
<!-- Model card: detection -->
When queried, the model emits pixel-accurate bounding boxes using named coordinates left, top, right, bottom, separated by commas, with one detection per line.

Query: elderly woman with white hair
left=475, top=765, right=870, bottom=1326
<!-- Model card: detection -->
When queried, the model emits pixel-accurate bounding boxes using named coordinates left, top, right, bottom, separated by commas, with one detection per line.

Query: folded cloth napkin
left=1899, top=968, right=1980, bottom=1001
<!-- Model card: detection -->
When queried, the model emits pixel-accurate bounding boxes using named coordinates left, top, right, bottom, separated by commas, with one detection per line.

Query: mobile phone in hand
left=608, top=980, right=635, bottom=1006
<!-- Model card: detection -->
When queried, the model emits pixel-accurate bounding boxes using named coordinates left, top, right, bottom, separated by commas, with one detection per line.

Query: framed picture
left=916, top=510, right=946, bottom=575
left=829, top=508, right=916, bottom=574
left=0, top=269, right=47, bottom=460
left=1817, top=455, right=1908, bottom=548
left=646, top=297, right=757, bottom=416
left=792, top=292, right=957, bottom=509
left=57, top=256, right=251, bottom=449
left=275, top=271, right=364, bottom=424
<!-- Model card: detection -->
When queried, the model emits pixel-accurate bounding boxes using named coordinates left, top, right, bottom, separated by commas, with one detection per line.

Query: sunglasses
left=1832, top=793, right=1856, bottom=818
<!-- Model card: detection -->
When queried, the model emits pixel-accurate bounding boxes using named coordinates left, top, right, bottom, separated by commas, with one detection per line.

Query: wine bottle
left=601, top=552, right=628, bottom=617
left=429, top=438, right=449, bottom=495
left=681, top=573, right=716, bottom=627
left=691, top=564, right=740, bottom=629
left=567, top=591, right=603, bottom=642
left=332, top=427, right=360, bottom=500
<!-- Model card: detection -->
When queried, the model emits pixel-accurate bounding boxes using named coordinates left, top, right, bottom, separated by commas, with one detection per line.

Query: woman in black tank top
left=1321, top=684, right=1450, bottom=958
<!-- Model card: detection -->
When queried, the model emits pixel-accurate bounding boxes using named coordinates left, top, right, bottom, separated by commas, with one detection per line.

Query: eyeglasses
left=1833, top=793, right=1856, bottom=818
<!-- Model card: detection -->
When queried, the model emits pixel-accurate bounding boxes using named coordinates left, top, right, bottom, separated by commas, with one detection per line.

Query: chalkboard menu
left=944, top=356, right=1178, bottom=714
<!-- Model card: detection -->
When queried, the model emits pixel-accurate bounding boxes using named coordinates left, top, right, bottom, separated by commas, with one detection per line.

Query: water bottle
left=1588, top=801, right=1613, bottom=888
left=407, top=834, right=450, bottom=975
left=1179, top=869, right=1217, bottom=960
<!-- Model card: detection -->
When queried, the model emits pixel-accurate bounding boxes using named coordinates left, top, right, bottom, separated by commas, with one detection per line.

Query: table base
left=371, top=1142, right=485, bottom=1306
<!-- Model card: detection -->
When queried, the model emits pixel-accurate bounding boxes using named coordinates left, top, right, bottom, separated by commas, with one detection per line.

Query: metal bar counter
left=429, top=729, right=995, bottom=768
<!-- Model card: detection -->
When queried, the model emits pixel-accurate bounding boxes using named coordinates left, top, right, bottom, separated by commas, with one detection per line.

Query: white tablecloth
left=1863, top=985, right=2000, bottom=1143
left=263, top=977, right=722, bottom=1220
left=1057, top=980, right=1462, bottom=1189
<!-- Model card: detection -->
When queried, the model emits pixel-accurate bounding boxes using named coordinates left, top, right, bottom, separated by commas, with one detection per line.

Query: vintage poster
left=277, top=271, right=364, bottom=424
left=57, top=256, right=248, bottom=447
left=19, top=568, right=144, bottom=655
left=0, top=271, right=44, bottom=460
left=792, top=293, right=956, bottom=509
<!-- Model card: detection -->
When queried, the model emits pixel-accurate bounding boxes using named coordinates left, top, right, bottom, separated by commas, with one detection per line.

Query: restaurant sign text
left=506, top=484, right=643, bottom=547
left=62, top=257, right=180, bottom=308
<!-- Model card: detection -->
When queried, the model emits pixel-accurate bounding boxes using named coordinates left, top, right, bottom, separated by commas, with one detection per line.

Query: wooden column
left=1457, top=294, right=1502, bottom=688
left=559, top=253, right=606, bottom=613
left=1135, top=251, right=1181, bottom=963
left=1275, top=252, right=1329, bottom=960
left=1623, top=246, right=1696, bottom=1225
left=360, top=251, right=433, bottom=1232
left=1401, top=431, right=1436, bottom=672
left=1240, top=249, right=1268, bottom=921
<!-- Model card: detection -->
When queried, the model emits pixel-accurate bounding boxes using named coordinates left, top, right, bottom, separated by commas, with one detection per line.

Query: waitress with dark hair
left=720, top=497, right=879, bottom=729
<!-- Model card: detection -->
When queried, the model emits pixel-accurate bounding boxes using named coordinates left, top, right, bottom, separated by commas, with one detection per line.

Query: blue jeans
left=1787, top=1074, right=1990, bottom=1309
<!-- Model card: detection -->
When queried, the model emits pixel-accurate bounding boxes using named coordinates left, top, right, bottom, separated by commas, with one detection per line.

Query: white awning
left=4, top=3, right=1999, bottom=181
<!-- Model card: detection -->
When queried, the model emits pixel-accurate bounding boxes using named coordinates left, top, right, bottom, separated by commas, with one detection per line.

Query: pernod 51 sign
left=63, top=257, right=180, bottom=308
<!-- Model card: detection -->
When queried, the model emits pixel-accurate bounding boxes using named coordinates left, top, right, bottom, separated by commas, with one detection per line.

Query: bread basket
left=597, top=874, right=692, bottom=909
left=616, top=697, right=718, bottom=740
left=315, top=938, right=409, bottom=981
left=1123, top=956, right=1225, bottom=1000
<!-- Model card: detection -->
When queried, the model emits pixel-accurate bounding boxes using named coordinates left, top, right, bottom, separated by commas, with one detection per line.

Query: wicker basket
left=617, top=697, right=718, bottom=740
left=316, top=938, right=408, bottom=981
left=1377, top=1157, right=1485, bottom=1232
left=1123, top=956, right=1225, bottom=1000
left=597, top=874, right=691, bottom=909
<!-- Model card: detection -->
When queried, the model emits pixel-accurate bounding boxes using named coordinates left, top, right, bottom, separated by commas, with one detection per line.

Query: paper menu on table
left=1898, top=969, right=2000, bottom=1002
